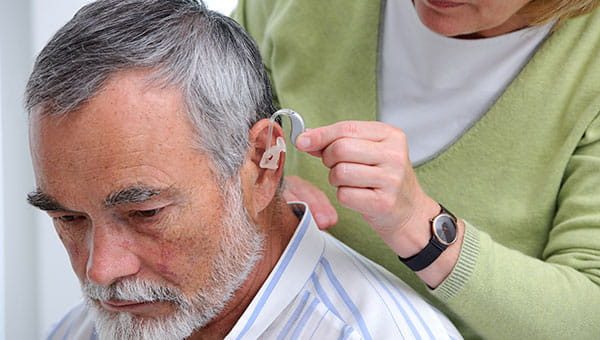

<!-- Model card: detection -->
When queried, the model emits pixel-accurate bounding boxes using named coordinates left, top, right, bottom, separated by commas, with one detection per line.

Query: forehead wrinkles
left=32, top=78, right=196, bottom=169
left=29, top=71, right=215, bottom=210
left=36, top=70, right=194, bottom=142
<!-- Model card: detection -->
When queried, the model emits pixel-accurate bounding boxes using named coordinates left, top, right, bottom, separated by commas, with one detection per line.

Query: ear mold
left=259, top=109, right=306, bottom=170
left=260, top=136, right=286, bottom=169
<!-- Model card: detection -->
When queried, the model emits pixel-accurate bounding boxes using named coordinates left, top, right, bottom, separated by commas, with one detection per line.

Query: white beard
left=82, top=180, right=264, bottom=340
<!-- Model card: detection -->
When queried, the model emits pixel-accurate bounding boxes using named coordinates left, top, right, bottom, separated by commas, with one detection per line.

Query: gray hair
left=25, top=0, right=277, bottom=178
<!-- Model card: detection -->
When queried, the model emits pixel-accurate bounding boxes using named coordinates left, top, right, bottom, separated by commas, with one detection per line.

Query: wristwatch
left=398, top=204, right=458, bottom=271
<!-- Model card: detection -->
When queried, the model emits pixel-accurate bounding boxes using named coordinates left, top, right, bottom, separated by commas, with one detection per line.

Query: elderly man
left=26, top=0, right=460, bottom=339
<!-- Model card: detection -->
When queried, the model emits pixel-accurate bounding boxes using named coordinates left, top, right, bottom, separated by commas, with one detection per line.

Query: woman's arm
left=295, top=117, right=600, bottom=338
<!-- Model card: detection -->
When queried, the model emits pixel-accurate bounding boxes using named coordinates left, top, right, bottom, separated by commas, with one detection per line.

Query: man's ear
left=241, top=118, right=286, bottom=217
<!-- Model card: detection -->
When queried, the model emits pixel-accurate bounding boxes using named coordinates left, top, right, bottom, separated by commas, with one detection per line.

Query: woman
left=233, top=1, right=600, bottom=338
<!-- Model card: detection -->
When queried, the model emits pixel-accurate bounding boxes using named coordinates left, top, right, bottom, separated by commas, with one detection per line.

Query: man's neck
left=188, top=198, right=300, bottom=339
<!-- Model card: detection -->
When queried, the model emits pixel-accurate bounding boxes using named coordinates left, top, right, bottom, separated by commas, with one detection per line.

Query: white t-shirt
left=380, top=0, right=554, bottom=165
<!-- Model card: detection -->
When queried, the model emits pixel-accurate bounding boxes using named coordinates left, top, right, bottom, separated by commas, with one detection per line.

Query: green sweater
left=234, top=1, right=600, bottom=338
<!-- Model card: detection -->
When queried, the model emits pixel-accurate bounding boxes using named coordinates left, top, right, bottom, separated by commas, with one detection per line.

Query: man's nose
left=86, top=223, right=141, bottom=287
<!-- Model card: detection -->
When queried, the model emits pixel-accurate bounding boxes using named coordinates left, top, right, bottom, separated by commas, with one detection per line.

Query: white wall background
left=1, top=2, right=36, bottom=340
left=0, top=44, right=5, bottom=340
left=0, top=1, right=238, bottom=339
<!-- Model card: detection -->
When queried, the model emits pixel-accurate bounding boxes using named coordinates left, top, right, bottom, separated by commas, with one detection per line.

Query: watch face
left=432, top=214, right=457, bottom=245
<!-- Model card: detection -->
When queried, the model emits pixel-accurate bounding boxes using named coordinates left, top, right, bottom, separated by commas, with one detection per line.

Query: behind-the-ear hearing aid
left=259, top=109, right=305, bottom=169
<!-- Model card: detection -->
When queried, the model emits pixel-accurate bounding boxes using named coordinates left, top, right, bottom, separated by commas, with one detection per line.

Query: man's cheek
left=156, top=239, right=214, bottom=289
left=156, top=263, right=179, bottom=281
left=62, top=241, right=88, bottom=279
left=54, top=227, right=87, bottom=273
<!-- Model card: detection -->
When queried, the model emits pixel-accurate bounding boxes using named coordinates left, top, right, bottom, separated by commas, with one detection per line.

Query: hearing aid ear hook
left=259, top=109, right=306, bottom=169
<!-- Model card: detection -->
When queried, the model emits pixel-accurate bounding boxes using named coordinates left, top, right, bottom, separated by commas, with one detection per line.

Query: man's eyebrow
left=27, top=190, right=68, bottom=211
left=104, top=185, right=166, bottom=208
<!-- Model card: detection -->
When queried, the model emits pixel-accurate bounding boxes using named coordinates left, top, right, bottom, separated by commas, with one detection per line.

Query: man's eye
left=57, top=215, right=84, bottom=223
left=133, top=208, right=162, bottom=218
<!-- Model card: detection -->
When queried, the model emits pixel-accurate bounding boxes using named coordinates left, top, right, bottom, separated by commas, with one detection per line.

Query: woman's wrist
left=417, top=218, right=464, bottom=288
left=383, top=195, right=440, bottom=258
left=382, top=194, right=464, bottom=288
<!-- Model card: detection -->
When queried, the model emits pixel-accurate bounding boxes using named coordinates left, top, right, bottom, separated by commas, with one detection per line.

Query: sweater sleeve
left=432, top=112, right=600, bottom=339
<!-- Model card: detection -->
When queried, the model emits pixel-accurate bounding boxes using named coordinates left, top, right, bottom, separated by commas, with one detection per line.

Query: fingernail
left=315, top=213, right=327, bottom=226
left=296, top=134, right=310, bottom=149
left=327, top=214, right=336, bottom=226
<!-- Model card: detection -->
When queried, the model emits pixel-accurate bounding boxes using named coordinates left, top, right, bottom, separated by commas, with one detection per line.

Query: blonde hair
left=520, top=0, right=600, bottom=27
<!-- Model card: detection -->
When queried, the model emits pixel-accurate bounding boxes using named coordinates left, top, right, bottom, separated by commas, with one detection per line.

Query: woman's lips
left=426, top=0, right=465, bottom=9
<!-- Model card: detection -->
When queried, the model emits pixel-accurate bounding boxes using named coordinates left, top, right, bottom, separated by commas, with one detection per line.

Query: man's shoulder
left=46, top=303, right=95, bottom=340
left=318, top=230, right=411, bottom=292
left=229, top=207, right=461, bottom=339
left=304, top=232, right=462, bottom=339
left=261, top=289, right=364, bottom=339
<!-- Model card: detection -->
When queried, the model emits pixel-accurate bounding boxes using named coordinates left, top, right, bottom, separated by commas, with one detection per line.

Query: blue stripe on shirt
left=90, top=327, right=97, bottom=340
left=290, top=296, right=320, bottom=339
left=342, top=245, right=427, bottom=339
left=46, top=306, right=78, bottom=340
left=320, top=257, right=373, bottom=340
left=336, top=244, right=406, bottom=337
left=277, top=291, right=311, bottom=340
left=377, top=265, right=435, bottom=339
left=234, top=215, right=312, bottom=340
left=62, top=306, right=84, bottom=340
left=311, top=272, right=341, bottom=318
left=338, top=324, right=356, bottom=340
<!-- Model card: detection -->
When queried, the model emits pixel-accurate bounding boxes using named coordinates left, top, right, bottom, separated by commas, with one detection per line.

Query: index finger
left=295, top=121, right=390, bottom=153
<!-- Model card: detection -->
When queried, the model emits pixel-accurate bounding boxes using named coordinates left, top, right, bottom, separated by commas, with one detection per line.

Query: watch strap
left=439, top=204, right=455, bottom=220
left=398, top=236, right=448, bottom=271
left=398, top=204, right=457, bottom=271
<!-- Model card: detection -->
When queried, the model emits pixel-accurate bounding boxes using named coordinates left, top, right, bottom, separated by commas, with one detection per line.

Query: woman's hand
left=295, top=121, right=440, bottom=257
left=294, top=121, right=462, bottom=286
left=283, top=175, right=338, bottom=229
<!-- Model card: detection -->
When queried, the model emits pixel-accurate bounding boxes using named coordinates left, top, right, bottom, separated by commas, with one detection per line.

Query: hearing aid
left=259, top=109, right=305, bottom=169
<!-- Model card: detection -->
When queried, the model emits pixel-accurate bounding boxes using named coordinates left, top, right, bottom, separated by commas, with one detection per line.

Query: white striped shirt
left=46, top=202, right=462, bottom=339
left=228, top=203, right=460, bottom=339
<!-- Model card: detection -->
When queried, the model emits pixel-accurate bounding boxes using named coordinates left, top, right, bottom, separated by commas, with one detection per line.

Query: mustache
left=83, top=279, right=186, bottom=306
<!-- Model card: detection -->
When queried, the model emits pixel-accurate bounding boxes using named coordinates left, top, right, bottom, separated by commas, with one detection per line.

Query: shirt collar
left=226, top=201, right=325, bottom=339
